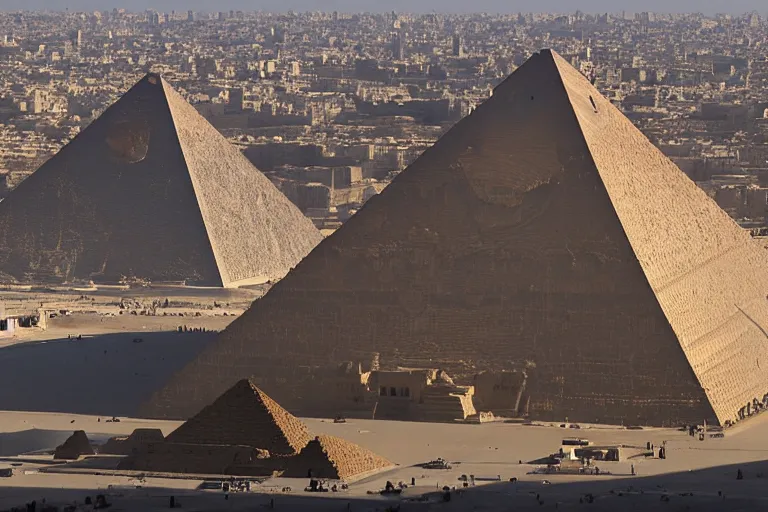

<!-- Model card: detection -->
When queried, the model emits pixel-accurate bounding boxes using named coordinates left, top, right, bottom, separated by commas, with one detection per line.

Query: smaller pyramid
left=284, top=435, right=393, bottom=480
left=100, top=428, right=165, bottom=456
left=53, top=430, right=94, bottom=460
left=165, top=379, right=311, bottom=455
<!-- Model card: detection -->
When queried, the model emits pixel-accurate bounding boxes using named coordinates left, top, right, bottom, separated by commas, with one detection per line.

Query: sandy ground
left=1, top=410, right=768, bottom=511
left=0, top=328, right=217, bottom=416
left=2, top=288, right=768, bottom=509
left=0, top=288, right=256, bottom=416
left=1, top=286, right=256, bottom=348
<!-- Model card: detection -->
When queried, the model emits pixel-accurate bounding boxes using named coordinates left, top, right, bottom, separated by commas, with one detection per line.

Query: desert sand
left=1, top=409, right=768, bottom=511
left=3, top=288, right=768, bottom=510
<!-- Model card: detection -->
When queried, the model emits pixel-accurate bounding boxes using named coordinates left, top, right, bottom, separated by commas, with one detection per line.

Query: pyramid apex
left=0, top=61, right=321, bottom=287
left=165, top=376, right=312, bottom=455
left=139, top=72, right=164, bottom=87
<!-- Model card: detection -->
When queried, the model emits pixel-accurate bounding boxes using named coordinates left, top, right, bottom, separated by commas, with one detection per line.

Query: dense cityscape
left=4, top=6, right=768, bottom=512
left=1, top=9, right=768, bottom=233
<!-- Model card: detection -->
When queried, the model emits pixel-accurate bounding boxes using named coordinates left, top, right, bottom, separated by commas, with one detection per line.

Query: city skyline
left=1, top=1, right=767, bottom=15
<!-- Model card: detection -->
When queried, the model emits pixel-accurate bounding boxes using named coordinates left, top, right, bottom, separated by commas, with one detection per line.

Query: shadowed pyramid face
left=0, top=73, right=322, bottom=287
left=105, top=117, right=150, bottom=164
left=146, top=50, right=768, bottom=429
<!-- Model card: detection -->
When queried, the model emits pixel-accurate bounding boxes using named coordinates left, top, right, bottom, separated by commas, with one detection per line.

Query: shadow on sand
left=434, top=458, right=768, bottom=511
left=0, top=429, right=116, bottom=457
left=0, top=331, right=214, bottom=417
left=3, top=460, right=768, bottom=511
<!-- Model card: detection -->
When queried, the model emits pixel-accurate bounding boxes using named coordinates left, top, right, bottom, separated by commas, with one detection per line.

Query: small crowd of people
left=736, top=394, right=768, bottom=421
left=178, top=325, right=208, bottom=333
left=305, top=470, right=349, bottom=493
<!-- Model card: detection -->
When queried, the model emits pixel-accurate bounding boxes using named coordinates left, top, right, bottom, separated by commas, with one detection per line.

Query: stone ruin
left=100, top=428, right=165, bottom=456
left=53, top=430, right=94, bottom=460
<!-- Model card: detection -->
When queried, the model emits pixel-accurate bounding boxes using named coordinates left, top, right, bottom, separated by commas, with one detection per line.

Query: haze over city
left=1, top=1, right=767, bottom=14
left=2, top=4, right=768, bottom=511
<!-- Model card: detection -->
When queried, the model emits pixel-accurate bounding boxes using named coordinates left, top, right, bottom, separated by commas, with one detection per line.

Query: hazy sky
left=1, top=1, right=766, bottom=15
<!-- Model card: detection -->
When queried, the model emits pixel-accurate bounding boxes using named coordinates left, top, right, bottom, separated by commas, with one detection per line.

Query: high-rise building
left=187, top=10, right=194, bottom=22
left=391, top=32, right=405, bottom=60
left=228, top=88, right=244, bottom=111
left=452, top=34, right=464, bottom=57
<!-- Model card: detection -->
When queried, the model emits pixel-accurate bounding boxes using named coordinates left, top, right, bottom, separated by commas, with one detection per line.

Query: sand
left=0, top=328, right=217, bottom=416
left=2, top=286, right=768, bottom=510
left=1, top=410, right=768, bottom=510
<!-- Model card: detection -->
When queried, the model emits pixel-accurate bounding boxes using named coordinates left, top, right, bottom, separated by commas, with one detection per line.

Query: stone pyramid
left=284, top=435, right=393, bottom=480
left=0, top=73, right=322, bottom=287
left=54, top=430, right=94, bottom=460
left=146, top=50, right=768, bottom=427
left=165, top=378, right=311, bottom=455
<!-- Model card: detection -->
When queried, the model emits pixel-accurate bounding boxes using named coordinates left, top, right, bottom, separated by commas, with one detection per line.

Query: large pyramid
left=146, top=50, right=768, bottom=426
left=0, top=73, right=322, bottom=287
left=165, top=379, right=312, bottom=455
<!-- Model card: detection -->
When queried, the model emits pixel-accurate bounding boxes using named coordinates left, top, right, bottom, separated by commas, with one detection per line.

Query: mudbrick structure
left=0, top=73, right=321, bottom=287
left=122, top=379, right=391, bottom=479
left=147, top=50, right=768, bottom=427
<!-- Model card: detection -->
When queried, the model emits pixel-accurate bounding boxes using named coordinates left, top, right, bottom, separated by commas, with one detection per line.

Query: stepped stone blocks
left=123, top=380, right=391, bottom=479
left=54, top=430, right=94, bottom=460
left=0, top=73, right=321, bottom=287
left=284, top=435, right=394, bottom=480
left=117, top=442, right=273, bottom=476
left=146, top=50, right=768, bottom=427
left=165, top=379, right=311, bottom=456
left=100, top=428, right=165, bottom=456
